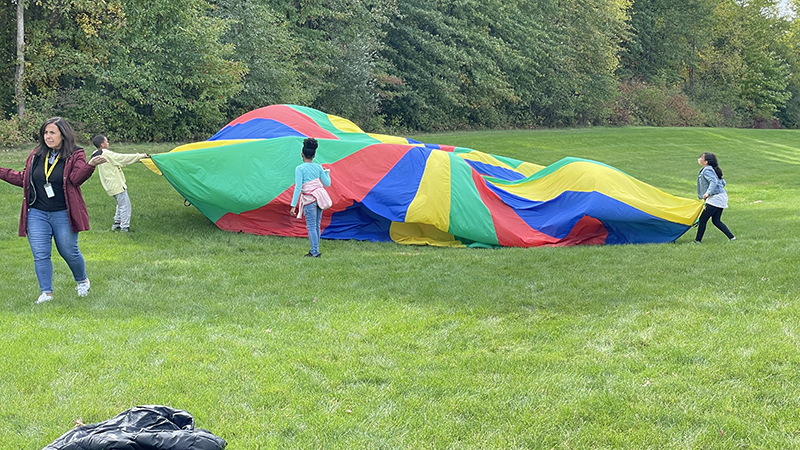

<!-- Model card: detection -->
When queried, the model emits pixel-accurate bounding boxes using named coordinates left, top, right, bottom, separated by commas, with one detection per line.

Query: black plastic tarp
left=42, top=405, right=226, bottom=450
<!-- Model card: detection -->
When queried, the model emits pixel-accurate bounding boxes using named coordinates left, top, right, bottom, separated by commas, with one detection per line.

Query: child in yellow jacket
left=91, top=135, right=149, bottom=232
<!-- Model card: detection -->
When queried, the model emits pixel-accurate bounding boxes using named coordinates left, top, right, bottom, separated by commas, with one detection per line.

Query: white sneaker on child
left=35, top=292, right=53, bottom=304
left=76, top=279, right=91, bottom=297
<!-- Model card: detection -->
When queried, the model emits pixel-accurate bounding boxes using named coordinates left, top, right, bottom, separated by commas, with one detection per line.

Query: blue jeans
left=26, top=208, right=87, bottom=293
left=303, top=202, right=322, bottom=256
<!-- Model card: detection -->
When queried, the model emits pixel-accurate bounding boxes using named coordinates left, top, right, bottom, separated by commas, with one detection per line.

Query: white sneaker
left=76, top=279, right=91, bottom=297
left=35, top=292, right=53, bottom=304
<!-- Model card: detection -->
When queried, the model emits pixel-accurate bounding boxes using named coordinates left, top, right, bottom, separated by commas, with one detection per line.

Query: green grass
left=1, top=127, right=799, bottom=449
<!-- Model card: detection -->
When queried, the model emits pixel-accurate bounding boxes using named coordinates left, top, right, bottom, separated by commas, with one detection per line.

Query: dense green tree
left=619, top=0, right=714, bottom=86
left=1, top=0, right=126, bottom=117
left=620, top=0, right=792, bottom=126
left=74, top=0, right=245, bottom=140
left=0, top=0, right=243, bottom=141
left=1, top=0, right=796, bottom=138
left=379, top=0, right=520, bottom=130
left=697, top=0, right=791, bottom=125
left=12, top=0, right=23, bottom=117
left=210, top=0, right=306, bottom=118
left=0, top=0, right=21, bottom=117
left=379, top=0, right=629, bottom=130
left=775, top=1, right=799, bottom=128
left=534, top=0, right=631, bottom=125
left=266, top=0, right=398, bottom=126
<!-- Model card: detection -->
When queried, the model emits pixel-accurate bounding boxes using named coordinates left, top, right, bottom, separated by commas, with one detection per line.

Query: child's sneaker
left=76, top=279, right=91, bottom=297
left=112, top=223, right=121, bottom=231
left=729, top=237, right=737, bottom=241
left=35, top=292, right=53, bottom=304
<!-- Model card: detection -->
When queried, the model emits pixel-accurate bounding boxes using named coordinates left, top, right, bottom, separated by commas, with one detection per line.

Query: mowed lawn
left=1, top=126, right=799, bottom=449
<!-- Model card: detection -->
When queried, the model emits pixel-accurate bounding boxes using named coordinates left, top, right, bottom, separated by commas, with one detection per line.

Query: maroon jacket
left=0, top=147, right=96, bottom=236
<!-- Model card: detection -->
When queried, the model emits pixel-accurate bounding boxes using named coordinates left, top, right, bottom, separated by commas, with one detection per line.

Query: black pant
left=695, top=204, right=734, bottom=242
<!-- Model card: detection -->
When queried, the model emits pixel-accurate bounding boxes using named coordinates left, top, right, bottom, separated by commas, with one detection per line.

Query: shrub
left=0, top=112, right=46, bottom=147
left=610, top=81, right=704, bottom=126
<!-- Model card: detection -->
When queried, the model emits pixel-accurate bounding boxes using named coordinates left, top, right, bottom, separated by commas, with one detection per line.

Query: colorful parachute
left=145, top=104, right=703, bottom=247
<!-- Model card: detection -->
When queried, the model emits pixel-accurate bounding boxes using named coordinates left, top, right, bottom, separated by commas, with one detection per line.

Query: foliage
left=315, top=39, right=381, bottom=126
left=531, top=0, right=631, bottom=126
left=0, top=0, right=18, bottom=116
left=610, top=81, right=704, bottom=126
left=1, top=128, right=799, bottom=448
left=379, top=0, right=517, bottom=130
left=210, top=0, right=307, bottom=119
left=71, top=0, right=245, bottom=141
left=0, top=111, right=44, bottom=146
left=619, top=0, right=714, bottom=86
left=713, top=0, right=790, bottom=124
left=0, top=0, right=797, bottom=135
left=619, top=0, right=795, bottom=128
left=0, top=0, right=244, bottom=142
left=264, top=0, right=398, bottom=126
left=777, top=83, right=800, bottom=128
left=775, top=5, right=800, bottom=128
left=19, top=0, right=127, bottom=102
left=377, top=0, right=631, bottom=131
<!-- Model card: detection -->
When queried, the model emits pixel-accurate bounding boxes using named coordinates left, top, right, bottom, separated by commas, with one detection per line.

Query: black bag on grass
left=42, top=405, right=226, bottom=450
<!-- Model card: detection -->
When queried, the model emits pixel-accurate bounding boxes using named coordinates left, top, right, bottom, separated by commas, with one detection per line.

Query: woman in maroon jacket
left=0, top=117, right=106, bottom=304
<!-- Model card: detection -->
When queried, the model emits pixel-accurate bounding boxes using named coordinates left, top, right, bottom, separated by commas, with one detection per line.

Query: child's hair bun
left=303, top=138, right=318, bottom=150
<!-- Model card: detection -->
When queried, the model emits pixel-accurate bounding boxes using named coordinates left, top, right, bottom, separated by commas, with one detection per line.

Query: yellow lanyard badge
left=44, top=154, right=60, bottom=182
left=43, top=153, right=59, bottom=198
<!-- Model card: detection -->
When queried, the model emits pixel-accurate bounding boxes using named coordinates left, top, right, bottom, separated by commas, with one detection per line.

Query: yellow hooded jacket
left=96, top=149, right=148, bottom=196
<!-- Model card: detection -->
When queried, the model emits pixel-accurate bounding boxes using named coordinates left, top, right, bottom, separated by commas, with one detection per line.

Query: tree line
left=0, top=0, right=797, bottom=143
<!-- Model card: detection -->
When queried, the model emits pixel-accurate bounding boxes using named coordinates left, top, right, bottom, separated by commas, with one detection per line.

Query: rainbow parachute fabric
left=146, top=104, right=703, bottom=248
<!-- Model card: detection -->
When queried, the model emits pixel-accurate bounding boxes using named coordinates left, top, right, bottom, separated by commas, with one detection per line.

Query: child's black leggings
left=695, top=204, right=734, bottom=242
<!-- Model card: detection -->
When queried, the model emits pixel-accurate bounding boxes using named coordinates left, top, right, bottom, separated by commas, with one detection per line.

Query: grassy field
left=1, top=127, right=798, bottom=449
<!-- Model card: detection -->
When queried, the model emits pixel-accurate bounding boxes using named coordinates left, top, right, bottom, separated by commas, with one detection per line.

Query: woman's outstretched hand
left=88, top=155, right=108, bottom=166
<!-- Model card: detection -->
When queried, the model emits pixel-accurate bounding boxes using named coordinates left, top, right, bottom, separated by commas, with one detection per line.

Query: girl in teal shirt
left=290, top=138, right=331, bottom=257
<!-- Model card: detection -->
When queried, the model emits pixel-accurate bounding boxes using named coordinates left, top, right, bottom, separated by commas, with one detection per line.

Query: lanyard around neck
left=44, top=153, right=60, bottom=183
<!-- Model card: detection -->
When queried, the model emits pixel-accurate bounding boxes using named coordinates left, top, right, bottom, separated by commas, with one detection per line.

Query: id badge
left=43, top=183, right=55, bottom=198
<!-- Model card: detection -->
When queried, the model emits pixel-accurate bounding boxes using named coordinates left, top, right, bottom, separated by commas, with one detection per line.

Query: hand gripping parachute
left=144, top=104, right=703, bottom=247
